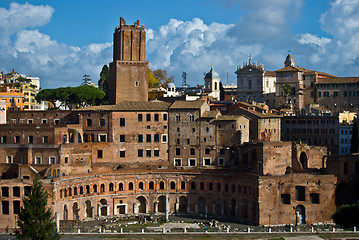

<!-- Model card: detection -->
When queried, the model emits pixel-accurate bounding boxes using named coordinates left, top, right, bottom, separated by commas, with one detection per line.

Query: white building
left=203, top=67, right=220, bottom=101
left=235, top=57, right=276, bottom=103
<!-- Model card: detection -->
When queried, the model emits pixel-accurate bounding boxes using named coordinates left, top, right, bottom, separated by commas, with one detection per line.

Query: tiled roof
left=231, top=107, right=281, bottom=119
left=275, top=66, right=336, bottom=78
left=264, top=71, right=276, bottom=77
left=77, top=101, right=171, bottom=112
left=316, top=77, right=359, bottom=84
left=169, top=100, right=206, bottom=109
left=201, top=111, right=220, bottom=118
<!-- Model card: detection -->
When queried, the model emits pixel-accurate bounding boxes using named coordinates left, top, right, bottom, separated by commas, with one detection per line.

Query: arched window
left=170, top=181, right=176, bottom=190
left=129, top=182, right=134, bottom=190
left=93, top=184, right=97, bottom=193
left=109, top=183, right=114, bottom=191
left=80, top=186, right=83, bottom=194
left=181, top=181, right=186, bottom=190
left=159, top=181, right=165, bottom=189
left=74, top=187, right=78, bottom=195
left=200, top=182, right=204, bottom=190
left=149, top=181, right=154, bottom=190
left=100, top=184, right=105, bottom=192
left=214, top=82, right=218, bottom=90
left=119, top=183, right=123, bottom=191
left=139, top=182, right=144, bottom=190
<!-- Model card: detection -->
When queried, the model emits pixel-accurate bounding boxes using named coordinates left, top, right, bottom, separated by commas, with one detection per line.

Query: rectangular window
left=99, top=119, right=106, bottom=126
left=154, top=114, right=159, bottom=121
left=324, top=91, right=329, bottom=97
left=189, top=158, right=196, bottom=166
left=161, top=134, right=167, bottom=143
left=334, top=91, right=338, bottom=97
left=2, top=201, right=9, bottom=215
left=310, top=193, right=320, bottom=204
left=146, top=134, right=151, bottom=142
left=176, top=147, right=181, bottom=155
left=146, top=150, right=151, bottom=157
left=49, top=157, right=56, bottom=164
left=42, top=136, right=48, bottom=144
left=163, top=114, right=168, bottom=121
left=98, top=134, right=107, bottom=142
left=27, top=119, right=33, bottom=124
left=97, top=150, right=103, bottom=158
left=35, top=156, right=41, bottom=164
left=146, top=113, right=151, bottom=121
left=154, top=134, right=160, bottom=142
left=174, top=158, right=182, bottom=166
left=218, top=158, right=225, bottom=165
left=120, top=135, right=125, bottom=143
left=87, top=119, right=92, bottom=126
left=203, top=158, right=211, bottom=166
left=138, top=114, right=143, bottom=122
left=205, top=148, right=210, bottom=155
left=138, top=149, right=143, bottom=157
left=120, top=150, right=125, bottom=158
left=6, top=155, right=13, bottom=164
left=190, top=148, right=195, bottom=155
left=13, top=200, right=20, bottom=214
left=295, top=186, right=305, bottom=201
left=28, top=136, right=33, bottom=143
left=1, top=136, right=6, bottom=143
left=154, top=149, right=159, bottom=157
left=318, top=91, right=321, bottom=97
left=13, top=187, right=20, bottom=197
left=2, top=187, right=9, bottom=197
left=344, top=91, right=348, bottom=97
left=120, top=118, right=125, bottom=126
left=281, top=194, right=291, bottom=204
left=344, top=162, right=348, bottom=175
left=138, top=134, right=143, bottom=143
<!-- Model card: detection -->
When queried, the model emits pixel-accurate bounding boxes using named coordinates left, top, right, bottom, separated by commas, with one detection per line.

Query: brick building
left=0, top=18, right=341, bottom=231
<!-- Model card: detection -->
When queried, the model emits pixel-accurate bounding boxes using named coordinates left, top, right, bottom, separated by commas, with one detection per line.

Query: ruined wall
left=258, top=173, right=336, bottom=226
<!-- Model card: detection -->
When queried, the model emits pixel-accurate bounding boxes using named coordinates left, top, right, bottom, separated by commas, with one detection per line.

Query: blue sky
left=0, top=0, right=358, bottom=88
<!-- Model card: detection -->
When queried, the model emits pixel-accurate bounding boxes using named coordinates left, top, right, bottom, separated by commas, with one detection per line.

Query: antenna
left=182, top=72, right=187, bottom=89
left=227, top=73, right=229, bottom=85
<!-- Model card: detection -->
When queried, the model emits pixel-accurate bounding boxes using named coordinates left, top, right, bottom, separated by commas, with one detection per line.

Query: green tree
left=350, top=116, right=359, bottom=153
left=16, top=178, right=60, bottom=240
left=82, top=74, right=91, bottom=85
left=332, top=202, right=359, bottom=228
left=283, top=83, right=292, bottom=107
left=98, top=65, right=109, bottom=104
left=148, top=69, right=161, bottom=88
left=152, top=69, right=174, bottom=87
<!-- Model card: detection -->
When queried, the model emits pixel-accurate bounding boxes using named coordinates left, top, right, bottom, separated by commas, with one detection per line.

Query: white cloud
left=0, top=3, right=112, bottom=88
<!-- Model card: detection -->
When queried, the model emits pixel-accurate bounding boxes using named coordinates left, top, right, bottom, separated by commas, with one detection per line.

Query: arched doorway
left=230, top=199, right=236, bottom=217
left=85, top=200, right=93, bottom=218
left=63, top=205, right=68, bottom=220
left=295, top=205, right=306, bottom=224
left=197, top=197, right=207, bottom=214
left=300, top=152, right=308, bottom=169
left=100, top=199, right=108, bottom=216
left=136, top=196, right=146, bottom=213
left=179, top=196, right=188, bottom=213
left=158, top=196, right=166, bottom=213
left=73, top=202, right=79, bottom=220
left=215, top=198, right=222, bottom=216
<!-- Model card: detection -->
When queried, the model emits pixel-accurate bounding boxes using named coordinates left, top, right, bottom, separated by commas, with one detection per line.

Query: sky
left=0, top=0, right=359, bottom=89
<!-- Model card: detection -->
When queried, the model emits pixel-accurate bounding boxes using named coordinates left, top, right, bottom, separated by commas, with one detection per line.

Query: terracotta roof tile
left=316, top=77, right=359, bottom=84
left=169, top=100, right=206, bottom=109
left=77, top=100, right=171, bottom=112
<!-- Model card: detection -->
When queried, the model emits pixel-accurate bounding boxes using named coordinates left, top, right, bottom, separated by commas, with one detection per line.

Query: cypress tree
left=16, top=178, right=60, bottom=240
left=350, top=116, right=358, bottom=154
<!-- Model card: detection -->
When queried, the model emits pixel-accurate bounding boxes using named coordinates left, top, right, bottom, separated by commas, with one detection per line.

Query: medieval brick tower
left=109, top=17, right=148, bottom=104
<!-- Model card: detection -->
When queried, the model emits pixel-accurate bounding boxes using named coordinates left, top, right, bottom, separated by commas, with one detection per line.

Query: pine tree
left=351, top=116, right=358, bottom=154
left=16, top=178, right=60, bottom=240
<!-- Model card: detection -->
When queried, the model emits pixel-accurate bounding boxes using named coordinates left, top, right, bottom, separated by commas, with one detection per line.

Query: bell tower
left=109, top=17, right=148, bottom=104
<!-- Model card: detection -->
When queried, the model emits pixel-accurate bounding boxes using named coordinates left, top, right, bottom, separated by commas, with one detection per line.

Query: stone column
left=154, top=202, right=158, bottom=213
left=175, top=202, right=179, bottom=213
left=97, top=205, right=100, bottom=216
left=195, top=203, right=198, bottom=214
left=133, top=203, right=138, bottom=214
left=165, top=194, right=169, bottom=222
left=55, top=212, right=60, bottom=232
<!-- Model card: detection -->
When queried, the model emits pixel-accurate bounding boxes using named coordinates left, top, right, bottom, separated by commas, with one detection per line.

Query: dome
left=167, top=82, right=176, bottom=88
left=204, top=66, right=219, bottom=79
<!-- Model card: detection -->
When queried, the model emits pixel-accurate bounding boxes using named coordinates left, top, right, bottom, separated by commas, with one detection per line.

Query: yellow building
left=21, top=83, right=37, bottom=110
left=0, top=91, right=25, bottom=111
